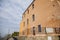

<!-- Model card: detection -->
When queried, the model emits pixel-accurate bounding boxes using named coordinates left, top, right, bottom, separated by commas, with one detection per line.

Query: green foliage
left=12, top=32, right=19, bottom=37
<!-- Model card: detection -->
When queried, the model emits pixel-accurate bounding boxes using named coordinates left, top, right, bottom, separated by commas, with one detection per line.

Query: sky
left=0, top=0, right=33, bottom=37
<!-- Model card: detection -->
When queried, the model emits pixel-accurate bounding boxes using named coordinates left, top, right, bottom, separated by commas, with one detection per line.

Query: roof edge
left=23, top=0, right=35, bottom=15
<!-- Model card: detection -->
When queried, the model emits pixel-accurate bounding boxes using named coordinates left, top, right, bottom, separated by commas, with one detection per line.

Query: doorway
left=58, top=36, right=60, bottom=40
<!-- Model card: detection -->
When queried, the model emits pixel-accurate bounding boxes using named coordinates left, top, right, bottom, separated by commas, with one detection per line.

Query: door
left=58, top=36, right=60, bottom=40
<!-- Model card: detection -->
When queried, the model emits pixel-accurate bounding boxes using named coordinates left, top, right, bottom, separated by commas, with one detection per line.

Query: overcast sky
left=0, top=0, right=33, bottom=37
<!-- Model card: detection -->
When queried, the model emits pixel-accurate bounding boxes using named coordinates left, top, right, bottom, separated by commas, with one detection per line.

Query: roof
left=23, top=0, right=35, bottom=15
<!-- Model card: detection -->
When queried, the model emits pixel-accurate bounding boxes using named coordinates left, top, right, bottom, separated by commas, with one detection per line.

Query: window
left=55, top=28, right=60, bottom=34
left=32, top=14, right=35, bottom=21
left=27, top=29, right=29, bottom=35
left=33, top=27, right=35, bottom=35
left=27, top=9, right=29, bottom=14
left=38, top=25, right=41, bottom=32
left=32, top=4, right=34, bottom=9
left=46, top=28, right=54, bottom=33
left=27, top=19, right=29, bottom=25
left=23, top=22, right=25, bottom=26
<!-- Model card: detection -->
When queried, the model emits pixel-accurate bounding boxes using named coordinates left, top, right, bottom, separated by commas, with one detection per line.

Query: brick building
left=19, top=0, right=60, bottom=40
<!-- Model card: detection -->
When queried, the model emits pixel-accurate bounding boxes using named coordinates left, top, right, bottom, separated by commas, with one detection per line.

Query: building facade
left=19, top=0, right=60, bottom=40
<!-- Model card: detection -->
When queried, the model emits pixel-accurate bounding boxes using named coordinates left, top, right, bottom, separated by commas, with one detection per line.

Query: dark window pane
left=38, top=25, right=41, bottom=32
left=55, top=28, right=60, bottom=34
left=32, top=4, right=34, bottom=9
left=33, top=27, right=35, bottom=35
left=32, top=14, right=35, bottom=21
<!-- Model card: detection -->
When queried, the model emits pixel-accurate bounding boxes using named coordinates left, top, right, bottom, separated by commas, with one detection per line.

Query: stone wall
left=18, top=36, right=59, bottom=40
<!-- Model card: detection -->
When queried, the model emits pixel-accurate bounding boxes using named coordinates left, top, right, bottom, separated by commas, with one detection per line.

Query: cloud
left=0, top=0, right=33, bottom=37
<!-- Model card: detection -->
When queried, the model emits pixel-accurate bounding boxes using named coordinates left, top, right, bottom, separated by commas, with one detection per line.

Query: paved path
left=8, top=38, right=14, bottom=40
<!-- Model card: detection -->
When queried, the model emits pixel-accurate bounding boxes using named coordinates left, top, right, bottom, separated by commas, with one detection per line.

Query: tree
left=12, top=32, right=19, bottom=37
